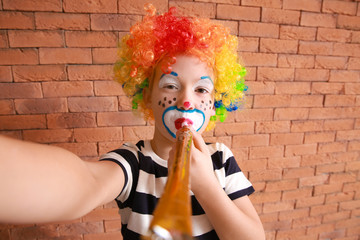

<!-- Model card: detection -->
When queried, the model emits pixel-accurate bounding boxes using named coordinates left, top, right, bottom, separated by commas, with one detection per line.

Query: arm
left=190, top=131, right=265, bottom=240
left=0, top=135, right=124, bottom=224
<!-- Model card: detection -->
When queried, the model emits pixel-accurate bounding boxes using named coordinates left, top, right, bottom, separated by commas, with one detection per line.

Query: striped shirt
left=100, top=140, right=254, bottom=239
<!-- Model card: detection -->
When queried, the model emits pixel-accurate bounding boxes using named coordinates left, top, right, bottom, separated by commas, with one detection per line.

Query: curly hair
left=114, top=4, right=247, bottom=130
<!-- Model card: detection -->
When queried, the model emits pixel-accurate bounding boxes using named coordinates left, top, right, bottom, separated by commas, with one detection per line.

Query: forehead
left=153, top=55, right=214, bottom=83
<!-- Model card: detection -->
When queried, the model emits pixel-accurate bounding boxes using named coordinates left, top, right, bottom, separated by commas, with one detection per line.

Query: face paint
left=162, top=106, right=205, bottom=138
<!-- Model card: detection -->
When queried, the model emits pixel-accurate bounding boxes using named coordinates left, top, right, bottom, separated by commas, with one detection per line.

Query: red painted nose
left=184, top=101, right=191, bottom=109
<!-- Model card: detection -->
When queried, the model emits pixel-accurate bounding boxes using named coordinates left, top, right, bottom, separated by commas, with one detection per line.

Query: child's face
left=146, top=55, right=215, bottom=140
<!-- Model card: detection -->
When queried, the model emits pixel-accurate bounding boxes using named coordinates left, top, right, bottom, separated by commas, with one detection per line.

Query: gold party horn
left=143, top=125, right=193, bottom=240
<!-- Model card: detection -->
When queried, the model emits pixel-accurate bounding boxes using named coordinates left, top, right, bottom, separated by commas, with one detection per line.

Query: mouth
left=175, top=118, right=193, bottom=130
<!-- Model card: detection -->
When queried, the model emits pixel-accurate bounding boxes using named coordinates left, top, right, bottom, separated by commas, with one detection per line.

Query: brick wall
left=0, top=0, right=359, bottom=239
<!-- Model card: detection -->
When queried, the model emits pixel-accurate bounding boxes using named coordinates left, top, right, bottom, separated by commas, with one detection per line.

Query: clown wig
left=114, top=4, right=247, bottom=130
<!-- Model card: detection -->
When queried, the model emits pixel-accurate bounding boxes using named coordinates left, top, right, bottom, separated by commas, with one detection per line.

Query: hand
left=188, top=129, right=218, bottom=195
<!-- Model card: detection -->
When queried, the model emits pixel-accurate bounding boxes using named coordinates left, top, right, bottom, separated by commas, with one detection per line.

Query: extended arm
left=0, top=135, right=124, bottom=224
left=190, top=131, right=265, bottom=240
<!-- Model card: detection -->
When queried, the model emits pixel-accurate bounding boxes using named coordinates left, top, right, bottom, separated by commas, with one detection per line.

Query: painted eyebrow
left=200, top=76, right=213, bottom=84
left=160, top=71, right=178, bottom=79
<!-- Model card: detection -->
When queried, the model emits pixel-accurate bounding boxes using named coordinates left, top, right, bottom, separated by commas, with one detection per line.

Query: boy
left=0, top=5, right=264, bottom=240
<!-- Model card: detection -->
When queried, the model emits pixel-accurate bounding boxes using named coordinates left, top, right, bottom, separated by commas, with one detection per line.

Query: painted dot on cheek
left=158, top=101, right=161, bottom=105
left=162, top=103, right=165, bottom=108
left=168, top=101, right=172, bottom=104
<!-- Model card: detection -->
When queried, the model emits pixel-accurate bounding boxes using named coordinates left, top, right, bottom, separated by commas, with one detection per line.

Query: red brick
left=333, top=43, right=360, bottom=57
left=238, top=37, right=259, bottom=52
left=256, top=121, right=290, bottom=133
left=337, top=15, right=360, bottom=31
left=270, top=133, right=303, bottom=145
left=274, top=108, right=309, bottom=120
left=9, top=30, right=64, bottom=48
left=283, top=167, right=314, bottom=179
left=253, top=95, right=291, bottom=108
left=295, top=68, right=329, bottom=81
left=263, top=200, right=295, bottom=214
left=276, top=227, right=307, bottom=239
left=0, top=48, right=38, bottom=65
left=278, top=54, right=314, bottom=68
left=15, top=98, right=67, bottom=114
left=249, top=146, right=284, bottom=159
left=83, top=231, right=123, bottom=240
left=285, top=143, right=317, bottom=156
left=304, top=132, right=335, bottom=144
left=98, top=142, right=124, bottom=155
left=0, top=66, right=12, bottom=82
left=345, top=83, right=360, bottom=94
left=307, top=223, right=335, bottom=236
left=94, top=81, right=124, bottom=96
left=11, top=224, right=59, bottom=239
left=267, top=156, right=301, bottom=169
left=217, top=4, right=260, bottom=21
left=23, top=129, right=73, bottom=143
left=262, top=8, right=300, bottom=25
left=35, top=12, right=90, bottom=30
left=309, top=107, right=360, bottom=119
left=283, top=0, right=321, bottom=12
left=67, top=65, right=113, bottom=80
left=300, top=174, right=330, bottom=187
left=325, top=95, right=356, bottom=107
left=317, top=27, right=352, bottom=43
left=92, top=48, right=117, bottom=64
left=314, top=182, right=343, bottom=195
left=0, top=100, right=14, bottom=115
left=118, top=0, right=167, bottom=15
left=275, top=82, right=310, bottom=95
left=324, top=119, right=354, bottom=131
left=348, top=141, right=360, bottom=151
left=282, top=187, right=312, bottom=201
left=118, top=96, right=132, bottom=111
left=0, top=30, right=8, bottom=48
left=58, top=221, right=103, bottom=235
left=329, top=70, right=360, bottom=83
left=323, top=0, right=357, bottom=15
left=39, top=48, right=91, bottom=64
left=47, top=113, right=97, bottom=129
left=123, top=126, right=154, bottom=141
left=0, top=82, right=42, bottom=98
left=265, top=179, right=299, bottom=193
left=290, top=95, right=324, bottom=107
left=68, top=97, right=117, bottom=112
left=296, top=195, right=325, bottom=208
left=0, top=11, right=34, bottom=29
left=316, top=55, right=347, bottom=69
left=299, top=41, right=334, bottom=55
left=260, top=38, right=298, bottom=54
left=97, top=112, right=146, bottom=127
left=169, top=2, right=216, bottom=18
left=13, top=65, right=66, bottom=82
left=301, top=12, right=336, bottom=28
left=3, top=0, right=62, bottom=11
left=104, top=219, right=122, bottom=233
left=213, top=19, right=238, bottom=36
left=326, top=192, right=354, bottom=204
left=65, top=31, right=117, bottom=48
left=42, top=81, right=94, bottom=97
left=74, top=127, right=122, bottom=142
left=241, top=52, right=277, bottom=67
left=323, top=210, right=351, bottom=223
left=257, top=67, right=294, bottom=81
left=232, top=134, right=269, bottom=148
left=348, top=57, right=360, bottom=70
left=280, top=25, right=316, bottom=40
left=291, top=120, right=323, bottom=132
left=248, top=191, right=281, bottom=204
left=0, top=115, right=46, bottom=130
left=240, top=158, right=267, bottom=171
left=337, top=129, right=360, bottom=141
left=239, top=22, right=279, bottom=38
left=242, top=0, right=282, bottom=8
left=63, top=0, right=117, bottom=13
left=235, top=108, right=274, bottom=122
left=313, top=83, right=344, bottom=94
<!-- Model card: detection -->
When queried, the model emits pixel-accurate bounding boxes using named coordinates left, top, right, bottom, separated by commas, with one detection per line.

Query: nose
left=177, top=89, right=195, bottom=110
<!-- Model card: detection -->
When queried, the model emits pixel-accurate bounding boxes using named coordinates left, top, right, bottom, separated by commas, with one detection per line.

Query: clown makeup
left=155, top=71, right=215, bottom=138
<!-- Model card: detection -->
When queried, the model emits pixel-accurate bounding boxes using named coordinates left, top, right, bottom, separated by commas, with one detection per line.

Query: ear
left=142, top=87, right=152, bottom=109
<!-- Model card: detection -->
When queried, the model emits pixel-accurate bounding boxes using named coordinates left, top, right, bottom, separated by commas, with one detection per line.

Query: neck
left=150, top=128, right=175, bottom=160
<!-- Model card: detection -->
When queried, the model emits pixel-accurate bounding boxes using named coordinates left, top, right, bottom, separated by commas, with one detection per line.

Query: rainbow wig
left=114, top=4, right=247, bottom=130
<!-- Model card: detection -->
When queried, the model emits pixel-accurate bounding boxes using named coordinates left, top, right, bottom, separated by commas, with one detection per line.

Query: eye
left=164, top=84, right=179, bottom=90
left=195, top=87, right=210, bottom=94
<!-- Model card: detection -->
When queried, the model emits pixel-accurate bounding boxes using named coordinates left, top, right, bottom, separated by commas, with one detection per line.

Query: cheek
left=157, top=96, right=177, bottom=109
left=198, top=97, right=215, bottom=113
